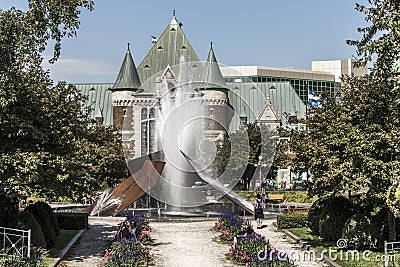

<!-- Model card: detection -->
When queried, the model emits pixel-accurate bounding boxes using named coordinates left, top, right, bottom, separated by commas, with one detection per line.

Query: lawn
left=287, top=228, right=392, bottom=267
left=42, top=229, right=80, bottom=266
left=236, top=190, right=317, bottom=203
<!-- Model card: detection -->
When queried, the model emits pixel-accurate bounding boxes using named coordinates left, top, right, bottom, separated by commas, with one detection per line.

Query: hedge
left=277, top=212, right=308, bottom=229
left=25, top=203, right=57, bottom=248
left=11, top=210, right=46, bottom=248
left=34, top=202, right=60, bottom=236
left=307, top=197, right=331, bottom=235
left=55, top=213, right=88, bottom=230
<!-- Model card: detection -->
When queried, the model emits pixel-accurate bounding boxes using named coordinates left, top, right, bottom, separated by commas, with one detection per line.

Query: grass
left=286, top=227, right=392, bottom=267
left=42, top=229, right=80, bottom=266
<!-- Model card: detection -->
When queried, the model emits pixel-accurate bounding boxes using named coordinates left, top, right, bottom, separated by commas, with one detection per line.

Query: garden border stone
left=48, top=229, right=86, bottom=267
left=273, top=222, right=341, bottom=267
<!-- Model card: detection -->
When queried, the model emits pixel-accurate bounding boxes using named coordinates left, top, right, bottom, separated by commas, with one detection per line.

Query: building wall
left=221, top=66, right=338, bottom=103
left=311, top=59, right=368, bottom=82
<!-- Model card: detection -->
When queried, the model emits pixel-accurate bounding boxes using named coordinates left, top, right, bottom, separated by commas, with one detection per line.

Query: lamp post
left=254, top=155, right=267, bottom=190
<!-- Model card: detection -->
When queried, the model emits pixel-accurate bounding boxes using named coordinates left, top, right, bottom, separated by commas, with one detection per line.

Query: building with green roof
left=76, top=12, right=367, bottom=158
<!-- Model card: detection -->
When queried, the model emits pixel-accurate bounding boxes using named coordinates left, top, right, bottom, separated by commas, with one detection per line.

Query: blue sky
left=1, top=1, right=367, bottom=83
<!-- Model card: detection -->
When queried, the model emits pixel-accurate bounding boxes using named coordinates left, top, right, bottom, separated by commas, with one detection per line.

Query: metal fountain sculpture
left=83, top=55, right=255, bottom=216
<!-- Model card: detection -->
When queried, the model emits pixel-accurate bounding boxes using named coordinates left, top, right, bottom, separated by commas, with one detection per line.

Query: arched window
left=141, top=107, right=157, bottom=156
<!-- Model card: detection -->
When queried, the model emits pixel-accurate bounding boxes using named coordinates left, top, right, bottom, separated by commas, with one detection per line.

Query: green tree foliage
left=212, top=123, right=279, bottom=190
left=0, top=193, right=19, bottom=227
left=347, top=0, right=400, bottom=76
left=289, top=1, right=400, bottom=209
left=0, top=2, right=128, bottom=201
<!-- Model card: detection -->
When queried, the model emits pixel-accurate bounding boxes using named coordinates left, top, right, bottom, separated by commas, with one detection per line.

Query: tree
left=212, top=123, right=279, bottom=191
left=347, top=0, right=400, bottom=77
left=0, top=2, right=128, bottom=201
left=289, top=1, right=400, bottom=222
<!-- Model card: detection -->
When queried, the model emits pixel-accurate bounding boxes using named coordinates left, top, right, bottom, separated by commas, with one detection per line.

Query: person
left=264, top=191, right=270, bottom=203
left=268, top=180, right=274, bottom=190
left=254, top=193, right=265, bottom=229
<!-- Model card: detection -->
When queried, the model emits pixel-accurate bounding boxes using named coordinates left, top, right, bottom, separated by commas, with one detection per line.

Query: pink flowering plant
left=140, top=231, right=152, bottom=243
left=215, top=213, right=245, bottom=242
left=229, top=233, right=293, bottom=266
left=104, top=214, right=153, bottom=266
left=103, top=239, right=151, bottom=267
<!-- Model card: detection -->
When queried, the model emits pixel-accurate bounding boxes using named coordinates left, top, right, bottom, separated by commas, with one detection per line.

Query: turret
left=111, top=44, right=141, bottom=131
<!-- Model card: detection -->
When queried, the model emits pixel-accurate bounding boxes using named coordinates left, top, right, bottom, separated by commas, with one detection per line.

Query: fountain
left=84, top=55, right=260, bottom=216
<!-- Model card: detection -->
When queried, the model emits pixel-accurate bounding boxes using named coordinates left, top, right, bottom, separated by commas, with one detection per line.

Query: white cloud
left=42, top=57, right=118, bottom=83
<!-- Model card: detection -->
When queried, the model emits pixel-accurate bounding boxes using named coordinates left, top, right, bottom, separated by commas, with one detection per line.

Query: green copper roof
left=111, top=45, right=141, bottom=91
left=228, top=82, right=306, bottom=131
left=201, top=43, right=227, bottom=89
left=137, top=14, right=201, bottom=87
left=76, top=83, right=114, bottom=126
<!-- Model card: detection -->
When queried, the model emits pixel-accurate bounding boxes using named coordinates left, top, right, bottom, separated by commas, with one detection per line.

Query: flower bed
left=214, top=213, right=294, bottom=267
left=103, top=213, right=152, bottom=266
left=214, top=213, right=250, bottom=242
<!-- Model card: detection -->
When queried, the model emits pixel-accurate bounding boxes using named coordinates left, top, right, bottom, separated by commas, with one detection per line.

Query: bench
left=283, top=208, right=309, bottom=214
left=265, top=194, right=284, bottom=203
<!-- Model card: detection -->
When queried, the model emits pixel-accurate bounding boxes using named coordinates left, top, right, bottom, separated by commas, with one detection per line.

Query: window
left=141, top=107, right=157, bottom=156
left=123, top=108, right=127, bottom=118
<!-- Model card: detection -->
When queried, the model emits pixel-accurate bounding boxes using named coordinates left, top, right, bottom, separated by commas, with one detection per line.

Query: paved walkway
left=149, top=220, right=235, bottom=267
left=58, top=217, right=123, bottom=267
left=251, top=219, right=325, bottom=267
left=58, top=217, right=324, bottom=267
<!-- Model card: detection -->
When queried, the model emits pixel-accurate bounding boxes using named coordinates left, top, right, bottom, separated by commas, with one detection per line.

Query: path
left=149, top=220, right=234, bottom=267
left=57, top=217, right=325, bottom=267
left=252, top=219, right=325, bottom=267
left=58, top=217, right=123, bottom=267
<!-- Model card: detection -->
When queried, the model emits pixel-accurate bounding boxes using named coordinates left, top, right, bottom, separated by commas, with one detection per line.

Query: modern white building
left=311, top=59, right=368, bottom=82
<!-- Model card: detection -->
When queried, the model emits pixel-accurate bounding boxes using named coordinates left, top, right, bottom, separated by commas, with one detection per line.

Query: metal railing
left=384, top=240, right=400, bottom=267
left=0, top=227, right=31, bottom=259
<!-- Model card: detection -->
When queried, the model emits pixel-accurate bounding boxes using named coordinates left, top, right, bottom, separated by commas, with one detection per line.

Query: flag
left=151, top=35, right=158, bottom=44
left=308, top=88, right=321, bottom=107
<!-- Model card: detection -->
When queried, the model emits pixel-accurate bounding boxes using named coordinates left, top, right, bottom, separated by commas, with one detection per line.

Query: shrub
left=33, top=202, right=59, bottom=236
left=25, top=204, right=56, bottom=248
left=55, top=213, right=88, bottom=230
left=0, top=193, right=19, bottom=227
left=319, top=196, right=353, bottom=241
left=307, top=197, right=331, bottom=235
left=277, top=212, right=308, bottom=229
left=342, top=209, right=389, bottom=251
left=11, top=210, right=46, bottom=248
left=342, top=214, right=375, bottom=250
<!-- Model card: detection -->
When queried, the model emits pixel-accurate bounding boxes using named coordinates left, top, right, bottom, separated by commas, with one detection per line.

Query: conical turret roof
left=201, top=43, right=227, bottom=89
left=111, top=44, right=141, bottom=91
